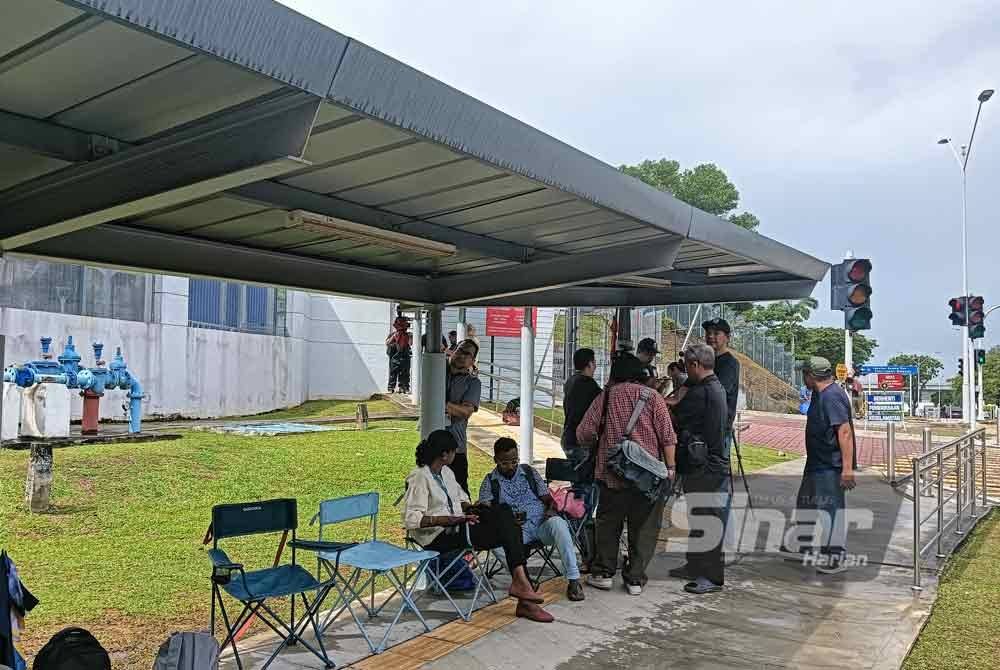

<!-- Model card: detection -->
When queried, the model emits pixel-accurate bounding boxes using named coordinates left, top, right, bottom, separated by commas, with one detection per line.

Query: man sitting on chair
left=478, top=437, right=585, bottom=602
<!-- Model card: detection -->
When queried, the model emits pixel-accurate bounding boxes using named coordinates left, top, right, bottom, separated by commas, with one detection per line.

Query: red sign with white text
left=485, top=307, right=538, bottom=338
left=877, top=373, right=905, bottom=391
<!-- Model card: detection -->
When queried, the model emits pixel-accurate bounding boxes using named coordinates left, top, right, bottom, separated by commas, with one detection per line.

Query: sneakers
left=625, top=581, right=642, bottom=596
left=586, top=574, right=613, bottom=590
left=683, top=577, right=723, bottom=594
left=567, top=579, right=586, bottom=601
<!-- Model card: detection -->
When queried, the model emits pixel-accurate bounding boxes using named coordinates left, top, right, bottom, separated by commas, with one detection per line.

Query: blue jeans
left=533, top=516, right=581, bottom=580
left=794, top=469, right=847, bottom=556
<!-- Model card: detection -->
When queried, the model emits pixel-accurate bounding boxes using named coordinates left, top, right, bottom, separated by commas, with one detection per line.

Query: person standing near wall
left=446, top=339, right=481, bottom=495
left=561, top=348, right=602, bottom=464
left=385, top=313, right=412, bottom=393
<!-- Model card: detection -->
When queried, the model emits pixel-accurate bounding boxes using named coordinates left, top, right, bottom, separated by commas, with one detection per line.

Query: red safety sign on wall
left=877, top=373, right=905, bottom=391
left=485, top=307, right=538, bottom=338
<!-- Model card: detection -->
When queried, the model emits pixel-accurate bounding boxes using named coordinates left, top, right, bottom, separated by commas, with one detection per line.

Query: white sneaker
left=587, top=574, right=613, bottom=590
left=816, top=561, right=848, bottom=575
left=625, top=582, right=642, bottom=596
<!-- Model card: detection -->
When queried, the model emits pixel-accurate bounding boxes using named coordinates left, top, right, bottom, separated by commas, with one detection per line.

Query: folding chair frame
left=207, top=499, right=351, bottom=670
left=311, top=493, right=464, bottom=654
left=482, top=539, right=563, bottom=590
left=406, top=525, right=498, bottom=622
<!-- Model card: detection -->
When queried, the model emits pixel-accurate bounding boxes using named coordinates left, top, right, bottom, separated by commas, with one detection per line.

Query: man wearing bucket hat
left=786, top=356, right=857, bottom=574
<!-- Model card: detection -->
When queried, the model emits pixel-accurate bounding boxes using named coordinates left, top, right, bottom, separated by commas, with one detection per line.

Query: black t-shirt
left=683, top=351, right=740, bottom=430
left=562, top=373, right=602, bottom=447
left=805, top=383, right=855, bottom=472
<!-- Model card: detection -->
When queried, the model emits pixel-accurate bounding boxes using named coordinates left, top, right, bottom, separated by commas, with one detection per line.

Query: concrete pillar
left=457, top=307, right=467, bottom=344
left=151, top=275, right=189, bottom=416
left=25, top=442, right=53, bottom=513
left=520, top=307, right=535, bottom=464
left=420, top=307, right=446, bottom=439
left=411, top=308, right=422, bottom=405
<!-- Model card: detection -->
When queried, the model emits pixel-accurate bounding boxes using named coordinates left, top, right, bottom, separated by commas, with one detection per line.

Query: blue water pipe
left=4, top=336, right=144, bottom=433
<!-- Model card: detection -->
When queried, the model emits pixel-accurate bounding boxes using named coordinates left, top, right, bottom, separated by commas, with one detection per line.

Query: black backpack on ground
left=33, top=628, right=110, bottom=670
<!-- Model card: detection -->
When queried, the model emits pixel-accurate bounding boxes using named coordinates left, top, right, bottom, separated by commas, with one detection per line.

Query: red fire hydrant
left=81, top=389, right=101, bottom=435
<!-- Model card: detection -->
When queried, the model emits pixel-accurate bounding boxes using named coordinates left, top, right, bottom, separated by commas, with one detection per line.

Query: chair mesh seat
left=222, top=564, right=321, bottom=601
left=325, top=540, right=438, bottom=572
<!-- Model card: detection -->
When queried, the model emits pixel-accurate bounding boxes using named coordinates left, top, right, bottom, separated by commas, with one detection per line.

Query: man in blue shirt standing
left=478, top=437, right=585, bottom=601
left=787, top=356, right=857, bottom=574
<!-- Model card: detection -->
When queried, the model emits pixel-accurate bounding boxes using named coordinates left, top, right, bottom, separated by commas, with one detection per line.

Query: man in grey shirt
left=446, top=339, right=481, bottom=494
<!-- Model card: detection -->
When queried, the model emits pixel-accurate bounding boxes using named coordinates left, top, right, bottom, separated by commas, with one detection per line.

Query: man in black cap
left=636, top=337, right=661, bottom=390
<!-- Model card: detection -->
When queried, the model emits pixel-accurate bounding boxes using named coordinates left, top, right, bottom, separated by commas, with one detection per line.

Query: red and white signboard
left=877, top=373, right=905, bottom=391
left=485, top=307, right=538, bottom=338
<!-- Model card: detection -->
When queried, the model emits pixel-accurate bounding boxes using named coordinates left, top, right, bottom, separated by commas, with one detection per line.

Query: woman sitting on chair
left=402, top=429, right=554, bottom=622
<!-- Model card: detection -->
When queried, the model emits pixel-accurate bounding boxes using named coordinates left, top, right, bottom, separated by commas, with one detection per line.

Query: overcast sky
left=285, top=0, right=1000, bottom=379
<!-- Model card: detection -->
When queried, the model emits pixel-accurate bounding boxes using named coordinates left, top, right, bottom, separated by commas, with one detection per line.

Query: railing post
left=887, top=423, right=896, bottom=484
left=922, top=427, right=932, bottom=454
left=935, top=451, right=945, bottom=559
left=912, top=455, right=922, bottom=592
left=954, top=440, right=964, bottom=536
left=983, top=432, right=989, bottom=509
left=970, top=434, right=977, bottom=519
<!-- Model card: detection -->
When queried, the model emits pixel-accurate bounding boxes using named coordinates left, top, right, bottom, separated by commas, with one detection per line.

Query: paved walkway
left=222, top=455, right=995, bottom=670
left=739, top=411, right=922, bottom=465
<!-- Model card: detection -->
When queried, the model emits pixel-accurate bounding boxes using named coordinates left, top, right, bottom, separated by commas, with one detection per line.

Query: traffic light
left=968, top=296, right=985, bottom=339
left=949, top=296, right=968, bottom=326
left=958, top=357, right=964, bottom=376
left=831, top=258, right=873, bottom=331
left=976, top=348, right=987, bottom=366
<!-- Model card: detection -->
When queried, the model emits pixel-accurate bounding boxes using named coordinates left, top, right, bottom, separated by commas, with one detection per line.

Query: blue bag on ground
left=432, top=554, right=476, bottom=592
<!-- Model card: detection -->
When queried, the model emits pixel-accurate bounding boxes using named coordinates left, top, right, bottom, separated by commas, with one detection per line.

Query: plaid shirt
left=576, top=382, right=677, bottom=489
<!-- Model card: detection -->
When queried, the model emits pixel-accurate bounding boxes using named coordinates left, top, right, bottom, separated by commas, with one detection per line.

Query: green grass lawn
left=242, top=397, right=403, bottom=420
left=737, top=443, right=799, bottom=471
left=0, top=421, right=491, bottom=667
left=903, top=509, right=1000, bottom=670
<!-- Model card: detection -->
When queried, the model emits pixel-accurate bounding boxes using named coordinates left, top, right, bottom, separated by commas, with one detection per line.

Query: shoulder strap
left=624, top=387, right=653, bottom=438
left=521, top=463, right=544, bottom=499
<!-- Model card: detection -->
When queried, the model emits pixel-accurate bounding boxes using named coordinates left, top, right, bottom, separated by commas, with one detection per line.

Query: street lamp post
left=938, top=88, right=994, bottom=431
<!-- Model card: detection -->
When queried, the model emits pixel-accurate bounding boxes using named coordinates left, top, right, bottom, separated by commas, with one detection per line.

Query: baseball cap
left=795, top=356, right=833, bottom=376
left=637, top=337, right=659, bottom=354
left=701, top=318, right=731, bottom=335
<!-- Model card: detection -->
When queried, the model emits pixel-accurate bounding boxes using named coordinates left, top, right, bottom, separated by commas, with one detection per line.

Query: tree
left=619, top=158, right=760, bottom=231
left=886, top=354, right=943, bottom=394
left=794, top=326, right=878, bottom=366
left=743, top=298, right=819, bottom=352
left=952, top=345, right=1000, bottom=405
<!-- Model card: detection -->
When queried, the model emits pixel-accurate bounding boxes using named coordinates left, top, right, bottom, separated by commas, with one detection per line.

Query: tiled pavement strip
left=223, top=409, right=995, bottom=669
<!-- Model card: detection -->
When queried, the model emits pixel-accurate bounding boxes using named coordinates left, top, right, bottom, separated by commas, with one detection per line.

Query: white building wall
left=0, top=276, right=391, bottom=421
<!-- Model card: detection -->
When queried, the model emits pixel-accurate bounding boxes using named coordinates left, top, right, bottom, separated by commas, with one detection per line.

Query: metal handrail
left=909, top=428, right=993, bottom=591
left=477, top=363, right=562, bottom=439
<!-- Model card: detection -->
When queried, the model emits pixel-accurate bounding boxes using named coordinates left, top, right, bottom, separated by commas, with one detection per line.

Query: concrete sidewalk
left=220, top=455, right=996, bottom=669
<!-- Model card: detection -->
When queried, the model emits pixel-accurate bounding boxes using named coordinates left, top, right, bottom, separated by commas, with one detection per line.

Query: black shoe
left=668, top=564, right=694, bottom=579
left=567, top=579, right=586, bottom=601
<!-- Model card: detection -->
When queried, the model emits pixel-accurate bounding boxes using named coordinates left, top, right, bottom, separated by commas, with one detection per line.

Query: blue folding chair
left=207, top=498, right=354, bottom=670
left=311, top=493, right=444, bottom=654
left=404, top=524, right=498, bottom=622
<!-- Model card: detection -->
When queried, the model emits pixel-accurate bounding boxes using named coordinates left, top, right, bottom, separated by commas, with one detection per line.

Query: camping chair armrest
left=288, top=539, right=357, bottom=554
left=208, top=552, right=250, bottom=593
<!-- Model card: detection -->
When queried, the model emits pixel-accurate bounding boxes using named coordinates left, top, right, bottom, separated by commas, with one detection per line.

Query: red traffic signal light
left=949, top=296, right=968, bottom=326
left=969, top=295, right=986, bottom=339
left=846, top=259, right=871, bottom=283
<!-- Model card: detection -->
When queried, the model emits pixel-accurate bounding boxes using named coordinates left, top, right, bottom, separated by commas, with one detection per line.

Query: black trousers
left=388, top=353, right=411, bottom=390
left=593, top=484, right=665, bottom=585
left=683, top=469, right=726, bottom=586
left=450, top=451, right=469, bottom=496
left=426, top=504, right=526, bottom=574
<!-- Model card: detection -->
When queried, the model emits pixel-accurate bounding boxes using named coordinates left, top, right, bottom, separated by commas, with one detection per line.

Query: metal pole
left=982, top=432, right=989, bottom=509
left=935, top=451, right=945, bottom=559
left=970, top=434, right=977, bottom=519
left=680, top=304, right=702, bottom=351
left=457, top=307, right=467, bottom=344
left=961, top=159, right=974, bottom=432
left=844, top=330, right=853, bottom=379
left=887, top=422, right=896, bottom=484
left=977, top=344, right=985, bottom=421
left=912, top=456, right=922, bottom=592
left=922, top=427, right=932, bottom=455
left=411, top=308, right=422, bottom=405
left=419, top=307, right=446, bottom=439
left=519, top=307, right=535, bottom=465
left=954, top=440, right=964, bottom=535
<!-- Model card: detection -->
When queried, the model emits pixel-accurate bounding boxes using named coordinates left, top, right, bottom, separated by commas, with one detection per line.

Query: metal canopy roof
left=0, top=0, right=829, bottom=308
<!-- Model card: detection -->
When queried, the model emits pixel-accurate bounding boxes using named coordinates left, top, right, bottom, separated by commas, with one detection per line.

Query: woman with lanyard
left=402, top=430, right=554, bottom=622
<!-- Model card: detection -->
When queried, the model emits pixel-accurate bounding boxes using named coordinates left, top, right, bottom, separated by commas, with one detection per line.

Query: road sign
left=836, top=363, right=848, bottom=381
left=877, top=373, right=905, bottom=391
left=859, top=365, right=918, bottom=376
left=485, top=307, right=538, bottom=338
left=867, top=391, right=904, bottom=422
